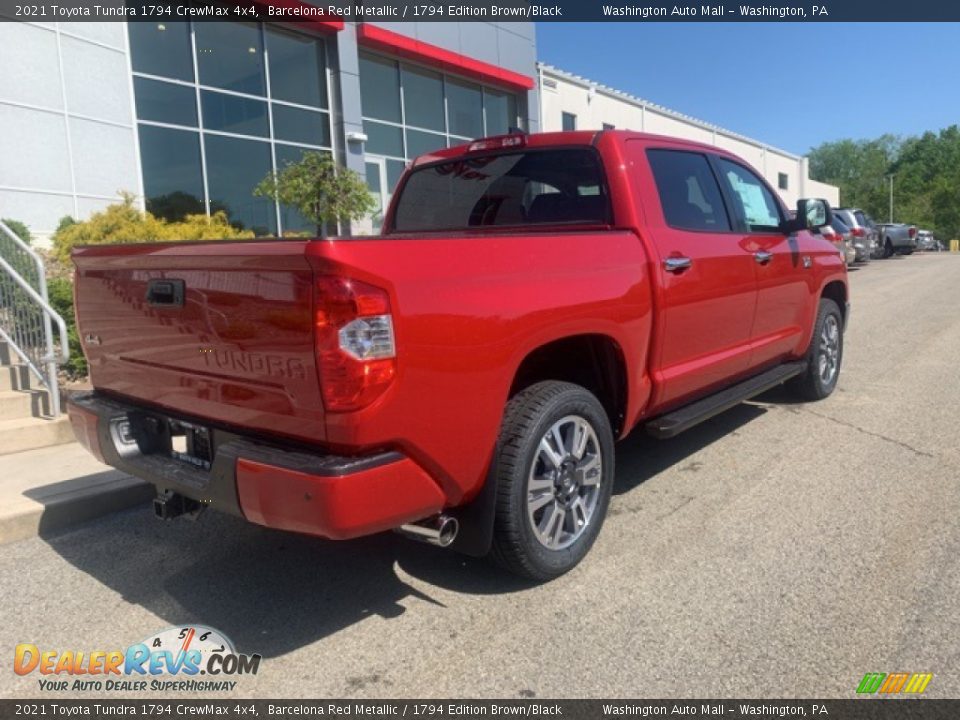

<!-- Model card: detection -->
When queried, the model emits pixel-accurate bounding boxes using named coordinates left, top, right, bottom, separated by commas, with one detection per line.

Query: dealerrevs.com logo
left=14, top=626, right=261, bottom=693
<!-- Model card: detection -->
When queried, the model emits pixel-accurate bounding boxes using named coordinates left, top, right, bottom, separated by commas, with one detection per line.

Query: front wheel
left=489, top=381, right=615, bottom=581
left=788, top=298, right=843, bottom=402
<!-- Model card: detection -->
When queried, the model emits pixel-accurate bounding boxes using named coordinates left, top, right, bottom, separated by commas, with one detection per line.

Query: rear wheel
left=788, top=298, right=843, bottom=401
left=883, top=239, right=894, bottom=258
left=489, top=381, right=614, bottom=581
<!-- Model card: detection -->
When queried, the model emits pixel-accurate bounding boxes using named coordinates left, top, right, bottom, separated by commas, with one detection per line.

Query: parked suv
left=832, top=208, right=876, bottom=263
left=67, top=131, right=848, bottom=580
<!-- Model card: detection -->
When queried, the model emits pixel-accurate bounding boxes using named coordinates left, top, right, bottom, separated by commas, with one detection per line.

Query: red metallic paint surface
left=72, top=130, right=846, bottom=527
left=72, top=241, right=327, bottom=443
left=236, top=456, right=446, bottom=540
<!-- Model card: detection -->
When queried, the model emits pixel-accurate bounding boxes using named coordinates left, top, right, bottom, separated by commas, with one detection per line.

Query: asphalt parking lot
left=2, top=254, right=958, bottom=700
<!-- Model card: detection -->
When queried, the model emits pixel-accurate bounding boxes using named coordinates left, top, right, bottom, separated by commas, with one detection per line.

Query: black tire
left=883, top=239, right=894, bottom=258
left=489, top=381, right=615, bottom=581
left=788, top=298, right=843, bottom=402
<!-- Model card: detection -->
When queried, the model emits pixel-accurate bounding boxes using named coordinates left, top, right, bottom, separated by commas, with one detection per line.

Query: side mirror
left=782, top=198, right=832, bottom=234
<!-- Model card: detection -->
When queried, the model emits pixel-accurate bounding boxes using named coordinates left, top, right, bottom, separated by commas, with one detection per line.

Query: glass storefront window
left=201, top=91, right=269, bottom=137
left=130, top=21, right=333, bottom=235
left=266, top=28, right=327, bottom=109
left=484, top=89, right=518, bottom=136
left=359, top=54, right=402, bottom=123
left=129, top=22, right=194, bottom=82
left=364, top=121, right=405, bottom=157
left=134, top=77, right=197, bottom=127
left=138, top=125, right=205, bottom=220
left=204, top=134, right=276, bottom=235
left=446, top=78, right=484, bottom=139
left=405, top=128, right=446, bottom=159
left=195, top=22, right=265, bottom=96
left=401, top=65, right=445, bottom=132
left=272, top=105, right=330, bottom=146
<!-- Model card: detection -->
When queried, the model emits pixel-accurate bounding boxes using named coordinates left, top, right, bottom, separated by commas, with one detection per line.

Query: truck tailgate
left=72, top=240, right=326, bottom=444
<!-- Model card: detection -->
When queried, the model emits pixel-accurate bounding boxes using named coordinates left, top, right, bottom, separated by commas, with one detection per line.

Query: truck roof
left=410, top=130, right=742, bottom=167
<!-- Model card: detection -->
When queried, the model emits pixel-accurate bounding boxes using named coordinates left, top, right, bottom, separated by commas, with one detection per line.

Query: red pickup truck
left=68, top=131, right=848, bottom=580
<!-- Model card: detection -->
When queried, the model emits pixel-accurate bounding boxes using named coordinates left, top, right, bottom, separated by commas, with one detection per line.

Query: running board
left=645, top=361, right=807, bottom=439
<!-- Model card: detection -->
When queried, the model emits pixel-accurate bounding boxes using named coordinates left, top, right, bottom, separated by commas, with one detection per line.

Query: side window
left=716, top=158, right=782, bottom=232
left=647, top=149, right=731, bottom=232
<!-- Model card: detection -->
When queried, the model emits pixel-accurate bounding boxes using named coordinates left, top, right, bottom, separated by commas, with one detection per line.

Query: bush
left=52, top=194, right=254, bottom=263
left=2, top=218, right=32, bottom=245
left=46, top=277, right=86, bottom=379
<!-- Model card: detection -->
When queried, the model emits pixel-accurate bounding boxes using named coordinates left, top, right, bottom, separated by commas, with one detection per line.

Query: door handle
left=754, top=251, right=773, bottom=265
left=663, top=256, right=692, bottom=273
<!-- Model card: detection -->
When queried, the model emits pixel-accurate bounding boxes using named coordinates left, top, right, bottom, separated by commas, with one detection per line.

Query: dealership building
left=0, top=17, right=837, bottom=243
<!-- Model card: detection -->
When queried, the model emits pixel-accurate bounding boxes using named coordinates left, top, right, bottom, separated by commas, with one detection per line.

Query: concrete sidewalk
left=0, top=442, right=152, bottom=544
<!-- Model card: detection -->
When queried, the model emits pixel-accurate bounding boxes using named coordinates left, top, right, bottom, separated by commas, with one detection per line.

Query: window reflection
left=267, top=28, right=327, bottom=109
left=134, top=77, right=197, bottom=127
left=401, top=65, right=444, bottom=132
left=359, top=54, right=402, bottom=123
left=129, top=21, right=332, bottom=236
left=204, top=135, right=276, bottom=235
left=195, top=22, right=265, bottom=96
left=138, top=125, right=205, bottom=222
left=129, top=21, right=193, bottom=82
left=201, top=91, right=269, bottom=137
left=446, top=78, right=483, bottom=138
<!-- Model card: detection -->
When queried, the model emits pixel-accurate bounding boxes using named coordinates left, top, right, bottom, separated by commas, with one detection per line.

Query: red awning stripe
left=356, top=24, right=535, bottom=92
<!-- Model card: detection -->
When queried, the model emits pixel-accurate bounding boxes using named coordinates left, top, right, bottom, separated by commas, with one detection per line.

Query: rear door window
left=391, top=148, right=611, bottom=232
left=715, top=158, right=782, bottom=233
left=646, top=149, right=731, bottom=232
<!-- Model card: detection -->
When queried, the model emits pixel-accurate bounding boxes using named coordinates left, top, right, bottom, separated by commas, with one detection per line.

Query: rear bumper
left=67, top=392, right=445, bottom=540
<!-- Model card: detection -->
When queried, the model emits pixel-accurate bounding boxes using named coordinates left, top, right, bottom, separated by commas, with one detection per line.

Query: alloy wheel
left=526, top=415, right=603, bottom=550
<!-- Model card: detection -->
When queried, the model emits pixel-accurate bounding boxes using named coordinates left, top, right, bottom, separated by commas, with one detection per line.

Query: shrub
left=46, top=276, right=86, bottom=379
left=52, top=194, right=254, bottom=263
left=1, top=218, right=32, bottom=245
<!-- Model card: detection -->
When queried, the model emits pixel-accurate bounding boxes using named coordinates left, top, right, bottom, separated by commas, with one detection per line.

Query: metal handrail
left=0, top=219, right=69, bottom=416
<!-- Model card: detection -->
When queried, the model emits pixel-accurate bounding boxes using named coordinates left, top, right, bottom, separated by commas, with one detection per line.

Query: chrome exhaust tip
left=398, top=514, right=459, bottom=548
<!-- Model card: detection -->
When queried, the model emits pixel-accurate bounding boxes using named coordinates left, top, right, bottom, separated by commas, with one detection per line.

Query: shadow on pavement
left=39, top=402, right=767, bottom=657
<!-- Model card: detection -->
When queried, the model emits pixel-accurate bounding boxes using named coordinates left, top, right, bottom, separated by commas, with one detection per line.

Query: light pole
left=886, top=173, right=895, bottom=223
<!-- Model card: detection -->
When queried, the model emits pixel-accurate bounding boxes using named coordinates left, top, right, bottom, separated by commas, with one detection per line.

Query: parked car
left=917, top=230, right=940, bottom=251
left=821, top=216, right=856, bottom=266
left=67, top=131, right=849, bottom=580
left=876, top=223, right=918, bottom=257
left=820, top=215, right=857, bottom=267
left=832, top=207, right=875, bottom=263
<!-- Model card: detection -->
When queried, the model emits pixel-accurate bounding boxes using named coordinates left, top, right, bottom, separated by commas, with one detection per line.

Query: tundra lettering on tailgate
left=200, top=348, right=306, bottom=381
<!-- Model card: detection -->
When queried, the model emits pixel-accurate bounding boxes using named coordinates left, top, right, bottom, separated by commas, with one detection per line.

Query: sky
left=536, top=23, right=960, bottom=154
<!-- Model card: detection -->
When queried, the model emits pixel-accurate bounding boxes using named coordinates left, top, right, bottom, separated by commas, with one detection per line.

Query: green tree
left=808, top=125, right=960, bottom=242
left=253, top=152, right=375, bottom=238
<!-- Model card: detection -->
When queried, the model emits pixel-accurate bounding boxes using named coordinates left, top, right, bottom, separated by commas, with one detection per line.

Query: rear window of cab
left=390, top=148, right=612, bottom=233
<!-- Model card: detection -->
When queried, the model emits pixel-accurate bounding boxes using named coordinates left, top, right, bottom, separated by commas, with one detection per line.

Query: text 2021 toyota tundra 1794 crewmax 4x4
left=67, top=131, right=848, bottom=580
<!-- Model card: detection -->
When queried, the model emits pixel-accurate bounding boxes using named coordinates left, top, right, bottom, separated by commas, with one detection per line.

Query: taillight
left=909, top=226, right=917, bottom=238
left=851, top=227, right=866, bottom=237
left=314, top=276, right=396, bottom=412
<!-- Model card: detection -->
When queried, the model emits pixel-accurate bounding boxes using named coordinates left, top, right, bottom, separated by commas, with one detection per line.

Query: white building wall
left=0, top=22, right=140, bottom=245
left=539, top=64, right=838, bottom=210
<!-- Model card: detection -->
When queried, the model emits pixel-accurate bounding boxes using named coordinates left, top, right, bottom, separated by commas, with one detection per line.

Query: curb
left=0, top=473, right=154, bottom=546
